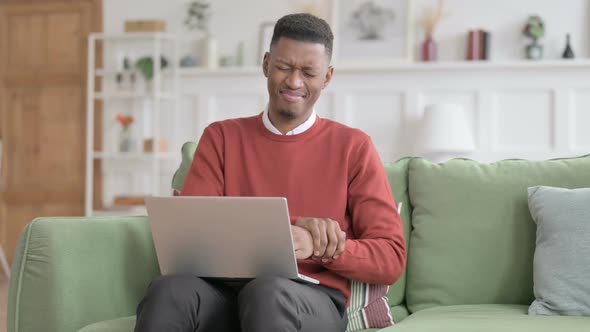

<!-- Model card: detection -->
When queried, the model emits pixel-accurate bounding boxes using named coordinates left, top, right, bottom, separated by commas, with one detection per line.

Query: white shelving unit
left=85, top=33, right=179, bottom=216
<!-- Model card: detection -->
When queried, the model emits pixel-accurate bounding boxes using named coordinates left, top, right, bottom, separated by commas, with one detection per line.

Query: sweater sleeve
left=180, top=124, right=225, bottom=196
left=323, top=137, right=406, bottom=285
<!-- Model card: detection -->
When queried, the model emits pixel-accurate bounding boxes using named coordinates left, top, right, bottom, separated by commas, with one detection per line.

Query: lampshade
left=418, top=103, right=475, bottom=153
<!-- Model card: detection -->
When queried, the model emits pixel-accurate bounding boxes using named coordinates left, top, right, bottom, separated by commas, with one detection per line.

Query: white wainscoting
left=178, top=60, right=590, bottom=163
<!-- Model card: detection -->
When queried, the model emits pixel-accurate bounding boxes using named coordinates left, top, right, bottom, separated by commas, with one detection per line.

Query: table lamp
left=417, top=103, right=476, bottom=162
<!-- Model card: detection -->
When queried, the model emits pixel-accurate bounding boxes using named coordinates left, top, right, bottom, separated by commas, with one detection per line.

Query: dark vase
left=421, top=34, right=437, bottom=62
left=562, top=33, right=575, bottom=59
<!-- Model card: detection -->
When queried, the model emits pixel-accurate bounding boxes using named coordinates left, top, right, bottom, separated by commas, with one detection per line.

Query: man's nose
left=285, top=70, right=304, bottom=89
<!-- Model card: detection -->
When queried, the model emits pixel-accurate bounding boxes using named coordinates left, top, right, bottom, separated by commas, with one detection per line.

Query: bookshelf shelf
left=178, top=59, right=590, bottom=77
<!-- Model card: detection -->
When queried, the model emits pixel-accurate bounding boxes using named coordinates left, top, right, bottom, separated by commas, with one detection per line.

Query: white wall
left=98, top=1, right=590, bottom=206
left=176, top=62, right=590, bottom=163
left=104, top=0, right=590, bottom=65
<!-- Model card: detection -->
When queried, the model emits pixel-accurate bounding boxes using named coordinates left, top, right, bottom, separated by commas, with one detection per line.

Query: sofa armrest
left=8, top=217, right=160, bottom=332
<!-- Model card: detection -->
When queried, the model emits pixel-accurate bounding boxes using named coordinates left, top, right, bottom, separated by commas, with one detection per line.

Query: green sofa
left=8, top=143, right=590, bottom=332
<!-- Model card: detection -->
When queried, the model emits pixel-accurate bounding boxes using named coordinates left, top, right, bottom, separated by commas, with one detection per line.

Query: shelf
left=178, top=59, right=590, bottom=77
left=95, top=68, right=175, bottom=77
left=93, top=152, right=177, bottom=160
left=179, top=66, right=262, bottom=77
left=90, top=32, right=176, bottom=41
left=330, top=59, right=590, bottom=72
left=94, top=92, right=176, bottom=100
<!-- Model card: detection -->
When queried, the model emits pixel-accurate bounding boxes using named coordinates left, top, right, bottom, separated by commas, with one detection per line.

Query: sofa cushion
left=77, top=315, right=382, bottom=332
left=527, top=186, right=590, bottom=316
left=75, top=309, right=407, bottom=332
left=378, top=304, right=590, bottom=332
left=390, top=305, right=410, bottom=323
left=406, top=156, right=590, bottom=313
left=75, top=305, right=408, bottom=332
left=78, top=316, right=136, bottom=332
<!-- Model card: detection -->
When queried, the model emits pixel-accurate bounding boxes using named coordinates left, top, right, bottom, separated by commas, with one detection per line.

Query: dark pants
left=134, top=275, right=348, bottom=332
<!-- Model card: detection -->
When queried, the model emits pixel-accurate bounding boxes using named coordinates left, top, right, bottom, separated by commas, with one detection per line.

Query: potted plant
left=523, top=15, right=545, bottom=60
left=184, top=0, right=217, bottom=69
left=135, top=56, right=169, bottom=92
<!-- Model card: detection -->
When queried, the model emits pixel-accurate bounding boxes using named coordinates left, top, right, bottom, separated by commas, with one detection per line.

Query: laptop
left=145, top=196, right=319, bottom=284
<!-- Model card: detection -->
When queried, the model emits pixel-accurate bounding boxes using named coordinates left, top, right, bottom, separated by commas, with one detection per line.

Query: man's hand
left=291, top=225, right=314, bottom=259
left=296, top=217, right=346, bottom=262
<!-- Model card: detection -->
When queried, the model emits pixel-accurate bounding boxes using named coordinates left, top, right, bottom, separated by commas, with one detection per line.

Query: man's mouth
left=280, top=90, right=305, bottom=102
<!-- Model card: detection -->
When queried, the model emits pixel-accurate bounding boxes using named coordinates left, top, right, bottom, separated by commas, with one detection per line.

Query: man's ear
left=262, top=52, right=270, bottom=77
left=323, top=65, right=334, bottom=89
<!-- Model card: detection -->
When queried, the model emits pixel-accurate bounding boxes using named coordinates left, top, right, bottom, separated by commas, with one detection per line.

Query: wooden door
left=0, top=0, right=102, bottom=263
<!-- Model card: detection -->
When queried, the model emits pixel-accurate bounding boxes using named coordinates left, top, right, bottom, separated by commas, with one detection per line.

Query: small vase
left=562, top=33, right=575, bottom=59
left=526, top=40, right=543, bottom=60
left=119, top=126, right=133, bottom=153
left=421, top=34, right=437, bottom=62
left=144, top=79, right=154, bottom=95
left=201, top=35, right=218, bottom=69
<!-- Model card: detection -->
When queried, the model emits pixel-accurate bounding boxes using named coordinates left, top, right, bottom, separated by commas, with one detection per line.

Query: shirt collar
left=262, top=106, right=317, bottom=135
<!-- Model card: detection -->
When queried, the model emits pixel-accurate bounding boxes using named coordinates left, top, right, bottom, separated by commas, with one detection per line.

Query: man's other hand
left=291, top=225, right=314, bottom=259
left=295, top=218, right=346, bottom=262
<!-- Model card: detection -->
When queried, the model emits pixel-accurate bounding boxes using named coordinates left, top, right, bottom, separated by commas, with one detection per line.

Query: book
left=480, top=30, right=491, bottom=60
left=467, top=29, right=491, bottom=61
left=467, top=30, right=480, bottom=60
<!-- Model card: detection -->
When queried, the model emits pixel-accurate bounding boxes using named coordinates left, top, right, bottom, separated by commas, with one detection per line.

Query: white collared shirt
left=263, top=106, right=317, bottom=135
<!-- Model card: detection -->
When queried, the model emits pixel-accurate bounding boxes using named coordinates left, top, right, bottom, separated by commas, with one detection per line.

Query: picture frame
left=330, top=0, right=414, bottom=64
left=258, top=22, right=275, bottom=64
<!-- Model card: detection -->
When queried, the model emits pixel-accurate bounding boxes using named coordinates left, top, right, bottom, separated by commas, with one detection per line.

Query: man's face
left=263, top=37, right=333, bottom=122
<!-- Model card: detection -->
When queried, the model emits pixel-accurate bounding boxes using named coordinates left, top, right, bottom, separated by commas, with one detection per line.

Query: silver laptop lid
left=146, top=196, right=300, bottom=279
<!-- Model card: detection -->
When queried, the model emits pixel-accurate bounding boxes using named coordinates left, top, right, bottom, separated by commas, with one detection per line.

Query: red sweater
left=181, top=113, right=406, bottom=303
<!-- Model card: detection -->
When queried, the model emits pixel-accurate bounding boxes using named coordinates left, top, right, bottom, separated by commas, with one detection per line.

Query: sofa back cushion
left=405, top=156, right=590, bottom=313
left=384, top=159, right=412, bottom=308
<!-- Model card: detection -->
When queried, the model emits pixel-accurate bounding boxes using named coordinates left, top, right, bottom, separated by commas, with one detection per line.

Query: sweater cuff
left=321, top=239, right=357, bottom=267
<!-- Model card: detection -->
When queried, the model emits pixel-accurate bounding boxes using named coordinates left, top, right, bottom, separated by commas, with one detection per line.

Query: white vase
left=119, top=126, right=134, bottom=153
left=201, top=36, right=218, bottom=69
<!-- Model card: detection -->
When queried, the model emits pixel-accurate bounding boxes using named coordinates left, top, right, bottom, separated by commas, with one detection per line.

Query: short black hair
left=270, top=13, right=334, bottom=60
